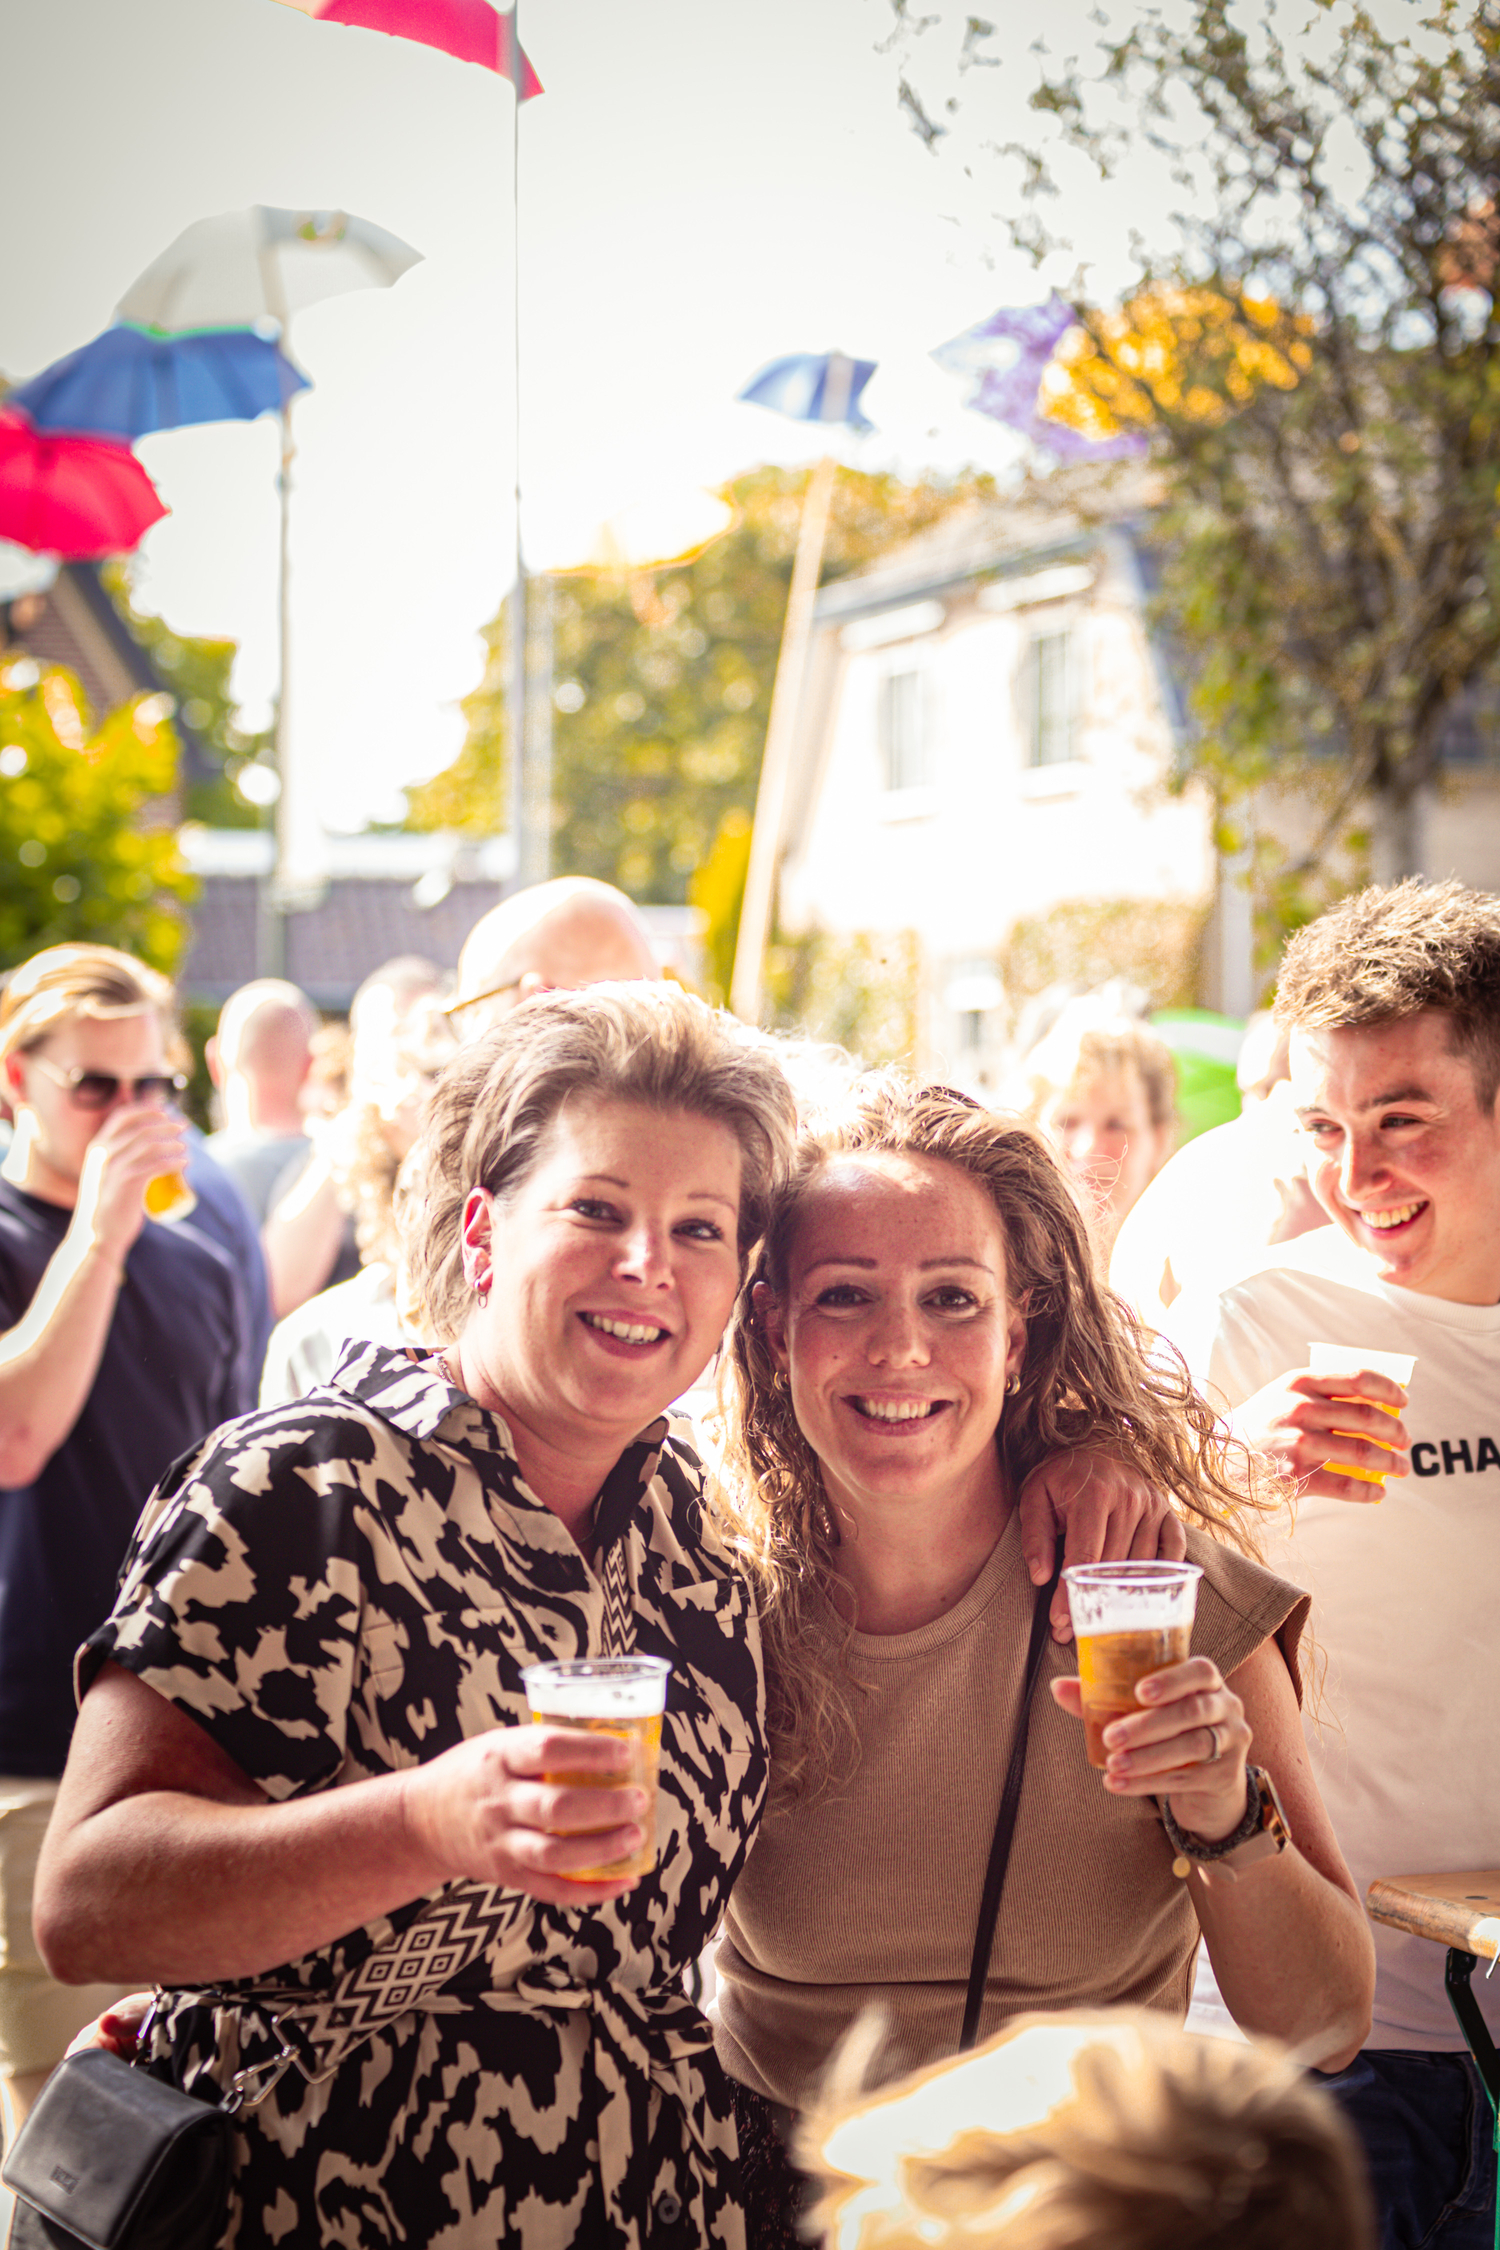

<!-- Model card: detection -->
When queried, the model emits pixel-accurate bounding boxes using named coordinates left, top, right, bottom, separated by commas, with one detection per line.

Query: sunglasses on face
left=442, top=979, right=522, bottom=1023
left=30, top=1056, right=188, bottom=1111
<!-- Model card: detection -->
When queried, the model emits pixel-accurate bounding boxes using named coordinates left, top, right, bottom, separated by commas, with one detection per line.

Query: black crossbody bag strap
left=959, top=1563, right=1061, bottom=2053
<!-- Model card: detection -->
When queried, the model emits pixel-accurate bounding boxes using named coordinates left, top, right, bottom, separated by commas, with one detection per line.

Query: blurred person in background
left=1110, top=1013, right=1330, bottom=1328
left=259, top=1110, right=446, bottom=1404
left=802, top=2008, right=1375, bottom=2250
left=202, top=979, right=317, bottom=1223
left=446, top=875, right=661, bottom=1041
left=0, top=945, right=251, bottom=2133
left=261, top=956, right=445, bottom=1318
left=1010, top=1009, right=1177, bottom=1265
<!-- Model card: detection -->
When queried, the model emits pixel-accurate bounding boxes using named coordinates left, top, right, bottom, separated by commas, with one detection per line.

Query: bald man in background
left=446, top=876, right=660, bottom=1041
left=203, top=979, right=318, bottom=1225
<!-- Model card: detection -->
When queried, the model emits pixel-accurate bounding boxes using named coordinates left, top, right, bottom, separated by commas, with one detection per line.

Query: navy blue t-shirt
left=0, top=1177, right=246, bottom=1776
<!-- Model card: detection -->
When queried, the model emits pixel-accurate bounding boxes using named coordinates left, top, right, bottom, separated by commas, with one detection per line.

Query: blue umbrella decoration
left=737, top=350, right=878, bottom=435
left=9, top=323, right=309, bottom=443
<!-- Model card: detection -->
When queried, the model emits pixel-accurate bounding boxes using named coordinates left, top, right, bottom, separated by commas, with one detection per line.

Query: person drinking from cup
left=30, top=985, right=806, bottom=2250
left=0, top=944, right=253, bottom=2139
left=708, top=1077, right=1375, bottom=2248
left=1164, top=880, right=1500, bottom=2250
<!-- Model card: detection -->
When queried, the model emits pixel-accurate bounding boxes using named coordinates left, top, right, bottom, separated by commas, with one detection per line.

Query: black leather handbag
left=1, top=2045, right=233, bottom=2250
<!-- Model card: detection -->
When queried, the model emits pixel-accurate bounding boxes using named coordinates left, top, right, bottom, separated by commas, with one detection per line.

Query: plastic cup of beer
left=1307, top=1343, right=1416, bottom=1492
left=520, top=1656, right=671, bottom=1882
left=143, top=1171, right=197, bottom=1224
left=1062, top=1561, right=1203, bottom=1769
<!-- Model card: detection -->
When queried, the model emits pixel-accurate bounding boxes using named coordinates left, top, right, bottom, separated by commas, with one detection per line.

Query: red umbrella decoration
left=0, top=411, right=167, bottom=560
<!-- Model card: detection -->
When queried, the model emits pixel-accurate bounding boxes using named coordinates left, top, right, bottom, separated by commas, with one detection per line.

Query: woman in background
left=1011, top=1009, right=1176, bottom=1263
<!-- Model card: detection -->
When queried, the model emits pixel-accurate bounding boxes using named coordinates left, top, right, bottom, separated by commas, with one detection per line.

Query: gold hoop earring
left=1005, top=1372, right=1020, bottom=1395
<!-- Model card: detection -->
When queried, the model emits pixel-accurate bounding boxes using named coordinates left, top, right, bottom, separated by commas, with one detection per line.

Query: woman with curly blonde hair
left=707, top=1078, right=1374, bottom=2249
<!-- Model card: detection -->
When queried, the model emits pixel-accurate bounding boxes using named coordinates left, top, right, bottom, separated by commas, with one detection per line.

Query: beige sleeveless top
left=712, top=1516, right=1308, bottom=2107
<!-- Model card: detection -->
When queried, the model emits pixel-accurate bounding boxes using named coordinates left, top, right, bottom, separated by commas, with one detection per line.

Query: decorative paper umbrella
left=730, top=350, right=876, bottom=1023
left=738, top=350, right=878, bottom=435
left=932, top=296, right=1145, bottom=460
left=8, top=323, right=309, bottom=443
left=116, top=206, right=422, bottom=335
left=0, top=412, right=167, bottom=560
left=268, top=0, right=541, bottom=90
left=114, top=205, right=422, bottom=926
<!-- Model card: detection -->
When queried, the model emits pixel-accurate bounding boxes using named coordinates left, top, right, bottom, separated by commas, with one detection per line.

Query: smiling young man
left=1167, top=880, right=1500, bottom=2250
left=0, top=945, right=249, bottom=2131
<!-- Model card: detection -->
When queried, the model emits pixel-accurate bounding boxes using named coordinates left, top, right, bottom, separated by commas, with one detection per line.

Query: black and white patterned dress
left=80, top=1343, right=768, bottom=2250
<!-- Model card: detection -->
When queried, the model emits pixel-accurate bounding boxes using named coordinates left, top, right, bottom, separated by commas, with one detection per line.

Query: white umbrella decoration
left=116, top=207, right=422, bottom=938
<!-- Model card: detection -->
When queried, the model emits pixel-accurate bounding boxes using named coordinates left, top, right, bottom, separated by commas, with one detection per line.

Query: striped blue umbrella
left=8, top=323, right=309, bottom=443
left=738, top=351, right=877, bottom=432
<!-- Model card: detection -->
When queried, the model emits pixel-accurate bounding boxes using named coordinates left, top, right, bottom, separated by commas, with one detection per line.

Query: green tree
left=405, top=464, right=994, bottom=992
left=102, top=565, right=269, bottom=828
left=895, top=0, right=1500, bottom=914
left=0, top=657, right=196, bottom=971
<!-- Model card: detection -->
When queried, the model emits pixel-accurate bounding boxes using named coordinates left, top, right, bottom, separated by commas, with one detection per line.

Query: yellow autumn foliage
left=1038, top=286, right=1314, bottom=438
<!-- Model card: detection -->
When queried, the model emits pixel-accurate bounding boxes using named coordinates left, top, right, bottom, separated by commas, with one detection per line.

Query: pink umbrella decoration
left=269, top=0, right=541, bottom=89
left=0, top=411, right=167, bottom=560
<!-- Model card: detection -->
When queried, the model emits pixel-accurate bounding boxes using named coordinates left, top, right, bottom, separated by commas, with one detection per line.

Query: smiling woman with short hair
left=32, top=983, right=797, bottom=2250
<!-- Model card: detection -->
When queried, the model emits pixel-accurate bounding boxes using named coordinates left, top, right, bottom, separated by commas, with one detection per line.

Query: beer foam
left=521, top=1658, right=671, bottom=1722
left=526, top=1676, right=666, bottom=1720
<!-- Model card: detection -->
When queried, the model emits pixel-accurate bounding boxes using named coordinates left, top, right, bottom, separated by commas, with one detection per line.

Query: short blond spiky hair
left=1273, top=880, right=1500, bottom=1108
left=0, top=944, right=180, bottom=1067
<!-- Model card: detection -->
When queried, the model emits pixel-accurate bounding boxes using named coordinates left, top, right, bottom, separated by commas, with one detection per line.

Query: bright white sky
left=4, top=0, right=1286, bottom=832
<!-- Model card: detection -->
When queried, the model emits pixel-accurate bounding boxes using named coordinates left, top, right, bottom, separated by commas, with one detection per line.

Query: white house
left=774, top=477, right=1500, bottom=1085
left=776, top=479, right=1219, bottom=1084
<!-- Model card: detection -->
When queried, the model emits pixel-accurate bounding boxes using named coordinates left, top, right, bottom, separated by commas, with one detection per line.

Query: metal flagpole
left=261, top=242, right=295, bottom=976
left=729, top=352, right=854, bottom=1023
left=505, top=0, right=529, bottom=883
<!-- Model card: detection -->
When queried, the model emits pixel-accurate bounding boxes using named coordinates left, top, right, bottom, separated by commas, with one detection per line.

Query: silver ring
left=1203, top=1724, right=1224, bottom=1764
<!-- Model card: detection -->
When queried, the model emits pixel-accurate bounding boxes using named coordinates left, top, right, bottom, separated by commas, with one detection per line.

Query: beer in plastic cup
left=1306, top=1343, right=1416, bottom=1490
left=1062, top=1562, right=1203, bottom=1769
left=143, top=1171, right=197, bottom=1223
left=520, top=1655, right=672, bottom=1881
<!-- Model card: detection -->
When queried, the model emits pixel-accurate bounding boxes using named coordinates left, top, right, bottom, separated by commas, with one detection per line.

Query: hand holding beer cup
left=1304, top=1344, right=1416, bottom=1498
left=522, top=1657, right=671, bottom=1884
left=400, top=1716, right=653, bottom=1907
left=75, top=1101, right=191, bottom=1261
left=1054, top=1561, right=1254, bottom=1844
left=1234, top=1355, right=1412, bottom=1502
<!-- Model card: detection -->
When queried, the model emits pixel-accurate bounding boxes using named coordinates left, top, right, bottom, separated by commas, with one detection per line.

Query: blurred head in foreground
left=1012, top=1010, right=1177, bottom=1257
left=803, top=2009, right=1374, bottom=2250
left=448, top=877, right=660, bottom=1041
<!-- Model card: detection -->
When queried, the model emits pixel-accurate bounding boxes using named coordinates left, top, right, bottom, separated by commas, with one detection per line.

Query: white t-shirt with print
left=1168, top=1224, right=1500, bottom=2052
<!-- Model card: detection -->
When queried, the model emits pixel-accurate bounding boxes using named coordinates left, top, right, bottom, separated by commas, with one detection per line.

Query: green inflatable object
left=1151, top=1011, right=1245, bottom=1143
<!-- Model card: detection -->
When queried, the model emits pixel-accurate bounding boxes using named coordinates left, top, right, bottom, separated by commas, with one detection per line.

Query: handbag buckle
left=222, top=2030, right=299, bottom=2116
